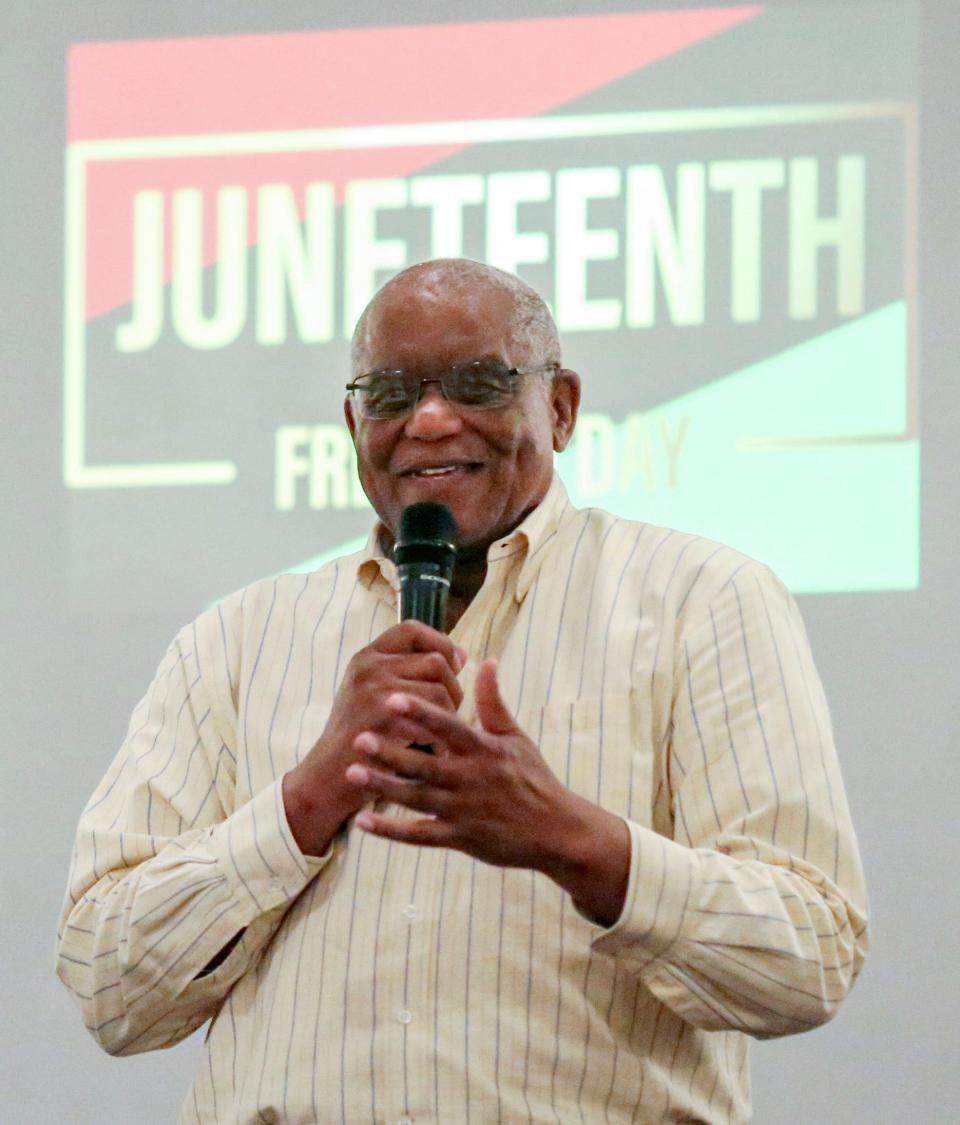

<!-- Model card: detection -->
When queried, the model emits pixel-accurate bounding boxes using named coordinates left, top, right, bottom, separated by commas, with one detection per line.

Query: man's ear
left=344, top=396, right=358, bottom=443
left=551, top=369, right=581, bottom=453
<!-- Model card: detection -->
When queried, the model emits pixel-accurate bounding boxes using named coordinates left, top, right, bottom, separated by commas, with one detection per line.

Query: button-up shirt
left=57, top=475, right=867, bottom=1123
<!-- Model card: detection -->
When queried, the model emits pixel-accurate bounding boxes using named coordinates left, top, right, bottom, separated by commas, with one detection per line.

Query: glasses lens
left=352, top=360, right=520, bottom=418
left=446, top=359, right=517, bottom=407
left=356, top=372, right=417, bottom=418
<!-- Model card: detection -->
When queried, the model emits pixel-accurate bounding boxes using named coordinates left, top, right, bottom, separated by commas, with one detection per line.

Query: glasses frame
left=345, top=360, right=559, bottom=420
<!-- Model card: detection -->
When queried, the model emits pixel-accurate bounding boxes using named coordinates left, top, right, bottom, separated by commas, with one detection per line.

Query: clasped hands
left=347, top=648, right=568, bottom=868
left=282, top=621, right=630, bottom=925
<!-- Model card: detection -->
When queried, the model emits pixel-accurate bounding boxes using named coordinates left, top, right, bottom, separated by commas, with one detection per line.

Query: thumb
left=474, top=659, right=518, bottom=737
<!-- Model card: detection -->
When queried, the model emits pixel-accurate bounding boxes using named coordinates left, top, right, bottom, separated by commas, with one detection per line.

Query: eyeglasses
left=345, top=359, right=558, bottom=420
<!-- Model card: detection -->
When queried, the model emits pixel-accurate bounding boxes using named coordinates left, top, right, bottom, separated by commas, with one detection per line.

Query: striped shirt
left=57, top=474, right=867, bottom=1123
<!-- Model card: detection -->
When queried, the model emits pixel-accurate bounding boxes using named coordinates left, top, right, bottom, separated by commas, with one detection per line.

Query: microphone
left=394, top=502, right=458, bottom=755
left=394, top=502, right=457, bottom=631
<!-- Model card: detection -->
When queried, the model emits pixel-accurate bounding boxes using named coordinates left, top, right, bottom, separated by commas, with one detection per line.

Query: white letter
left=485, top=171, right=550, bottom=275
left=709, top=159, right=785, bottom=323
left=789, top=155, right=865, bottom=320
left=309, top=425, right=353, bottom=509
left=171, top=187, right=248, bottom=350
left=554, top=167, right=622, bottom=331
left=275, top=426, right=312, bottom=511
left=256, top=182, right=335, bottom=345
left=658, top=414, right=689, bottom=489
left=344, top=178, right=408, bottom=334
left=116, top=190, right=165, bottom=353
left=619, top=414, right=656, bottom=493
left=410, top=174, right=485, bottom=258
left=626, top=164, right=705, bottom=327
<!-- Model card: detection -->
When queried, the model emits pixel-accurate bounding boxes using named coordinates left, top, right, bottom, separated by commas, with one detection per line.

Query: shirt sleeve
left=592, top=562, right=868, bottom=1038
left=55, top=614, right=334, bottom=1056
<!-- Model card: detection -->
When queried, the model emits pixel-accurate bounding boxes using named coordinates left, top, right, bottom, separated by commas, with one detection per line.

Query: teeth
left=416, top=466, right=458, bottom=476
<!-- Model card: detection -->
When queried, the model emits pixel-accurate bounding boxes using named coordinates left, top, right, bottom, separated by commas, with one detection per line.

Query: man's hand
left=344, top=658, right=631, bottom=927
left=282, top=620, right=466, bottom=857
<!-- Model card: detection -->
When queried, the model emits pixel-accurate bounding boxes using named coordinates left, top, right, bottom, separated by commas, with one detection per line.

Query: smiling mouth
left=400, top=463, right=481, bottom=479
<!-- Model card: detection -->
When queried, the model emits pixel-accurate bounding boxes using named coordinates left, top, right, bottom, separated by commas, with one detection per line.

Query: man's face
left=344, top=281, right=579, bottom=555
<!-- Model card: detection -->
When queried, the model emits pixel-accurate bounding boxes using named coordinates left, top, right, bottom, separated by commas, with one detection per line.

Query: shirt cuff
left=590, top=818, right=702, bottom=968
left=209, top=778, right=333, bottom=919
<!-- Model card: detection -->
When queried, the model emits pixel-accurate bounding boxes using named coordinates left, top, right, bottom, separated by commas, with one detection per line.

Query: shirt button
left=397, top=1117, right=414, bottom=1125
left=402, top=903, right=418, bottom=921
left=397, top=1009, right=413, bottom=1024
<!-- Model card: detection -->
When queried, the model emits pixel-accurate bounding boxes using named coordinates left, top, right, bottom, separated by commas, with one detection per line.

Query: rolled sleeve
left=210, top=777, right=330, bottom=918
left=591, top=819, right=704, bottom=966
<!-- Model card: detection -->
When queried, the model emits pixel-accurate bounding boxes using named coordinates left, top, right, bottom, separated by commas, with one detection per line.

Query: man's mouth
left=400, top=462, right=480, bottom=479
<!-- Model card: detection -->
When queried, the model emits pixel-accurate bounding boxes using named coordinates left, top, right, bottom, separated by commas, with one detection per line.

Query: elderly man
left=58, top=259, right=867, bottom=1124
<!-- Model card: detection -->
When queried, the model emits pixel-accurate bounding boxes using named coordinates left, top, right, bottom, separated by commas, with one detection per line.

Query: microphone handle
left=398, top=562, right=452, bottom=753
left=397, top=563, right=451, bottom=631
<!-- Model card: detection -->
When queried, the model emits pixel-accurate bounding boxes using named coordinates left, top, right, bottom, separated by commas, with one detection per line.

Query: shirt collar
left=355, top=472, right=572, bottom=604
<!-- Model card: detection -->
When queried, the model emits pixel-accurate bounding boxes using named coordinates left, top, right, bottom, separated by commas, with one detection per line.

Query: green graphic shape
left=281, top=302, right=918, bottom=595
left=556, top=300, right=918, bottom=593
left=284, top=536, right=368, bottom=576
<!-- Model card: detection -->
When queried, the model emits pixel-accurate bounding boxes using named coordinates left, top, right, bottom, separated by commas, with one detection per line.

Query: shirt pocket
left=533, top=691, right=657, bottom=828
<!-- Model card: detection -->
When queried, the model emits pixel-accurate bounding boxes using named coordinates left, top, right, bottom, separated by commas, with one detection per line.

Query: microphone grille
left=398, top=502, right=457, bottom=546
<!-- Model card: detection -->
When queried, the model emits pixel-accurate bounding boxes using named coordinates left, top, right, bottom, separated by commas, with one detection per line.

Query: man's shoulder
left=566, top=503, right=782, bottom=620
left=195, top=544, right=370, bottom=642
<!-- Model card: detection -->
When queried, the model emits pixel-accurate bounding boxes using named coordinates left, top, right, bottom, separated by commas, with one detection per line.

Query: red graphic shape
left=69, top=8, right=764, bottom=320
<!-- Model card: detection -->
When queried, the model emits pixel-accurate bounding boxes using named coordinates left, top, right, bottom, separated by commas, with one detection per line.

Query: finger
left=358, top=737, right=457, bottom=787
left=474, top=659, right=519, bottom=736
left=395, top=677, right=460, bottom=713
left=392, top=651, right=464, bottom=708
left=344, top=763, right=449, bottom=814
left=355, top=809, right=457, bottom=848
left=384, top=692, right=489, bottom=756
left=364, top=712, right=458, bottom=752
left=374, top=621, right=466, bottom=671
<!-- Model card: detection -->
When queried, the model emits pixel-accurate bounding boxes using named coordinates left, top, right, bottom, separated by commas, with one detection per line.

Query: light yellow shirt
left=57, top=475, right=867, bottom=1123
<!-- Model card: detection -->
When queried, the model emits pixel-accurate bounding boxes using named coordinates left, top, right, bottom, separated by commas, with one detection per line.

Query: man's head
left=345, top=259, right=580, bottom=556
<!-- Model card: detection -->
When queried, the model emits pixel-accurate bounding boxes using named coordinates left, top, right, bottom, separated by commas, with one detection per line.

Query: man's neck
left=445, top=549, right=488, bottom=631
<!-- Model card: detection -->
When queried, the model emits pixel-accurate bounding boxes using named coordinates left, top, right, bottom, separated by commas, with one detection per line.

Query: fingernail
left=386, top=692, right=411, bottom=713
left=345, top=764, right=368, bottom=785
left=355, top=811, right=374, bottom=830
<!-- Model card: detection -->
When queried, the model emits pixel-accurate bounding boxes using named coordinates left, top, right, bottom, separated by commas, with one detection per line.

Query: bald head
left=350, top=259, right=561, bottom=376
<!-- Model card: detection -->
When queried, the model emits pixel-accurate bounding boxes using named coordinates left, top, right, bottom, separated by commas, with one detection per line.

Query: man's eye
left=367, top=380, right=410, bottom=405
left=456, top=364, right=513, bottom=399
left=456, top=378, right=498, bottom=402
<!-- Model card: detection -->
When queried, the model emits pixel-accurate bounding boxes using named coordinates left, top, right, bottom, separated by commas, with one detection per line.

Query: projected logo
left=65, top=4, right=919, bottom=605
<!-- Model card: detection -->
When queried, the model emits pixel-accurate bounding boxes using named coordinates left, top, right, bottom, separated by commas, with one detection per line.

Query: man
left=58, top=259, right=867, bottom=1123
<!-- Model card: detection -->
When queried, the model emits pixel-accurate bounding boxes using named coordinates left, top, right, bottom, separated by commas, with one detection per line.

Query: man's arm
left=55, top=615, right=330, bottom=1056
left=590, top=563, right=868, bottom=1036
left=344, top=565, right=868, bottom=1038
left=56, top=612, right=466, bottom=1055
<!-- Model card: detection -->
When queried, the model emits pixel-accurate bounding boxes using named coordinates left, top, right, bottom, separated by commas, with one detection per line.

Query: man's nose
left=403, top=382, right=463, bottom=439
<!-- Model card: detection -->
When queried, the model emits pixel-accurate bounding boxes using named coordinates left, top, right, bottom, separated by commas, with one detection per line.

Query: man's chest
left=231, top=582, right=674, bottom=831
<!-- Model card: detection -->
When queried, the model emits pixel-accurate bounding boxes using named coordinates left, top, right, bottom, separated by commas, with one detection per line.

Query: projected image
left=64, top=4, right=918, bottom=611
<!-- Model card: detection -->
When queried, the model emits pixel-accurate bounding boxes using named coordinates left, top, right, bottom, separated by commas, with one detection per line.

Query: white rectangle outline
left=63, top=100, right=911, bottom=489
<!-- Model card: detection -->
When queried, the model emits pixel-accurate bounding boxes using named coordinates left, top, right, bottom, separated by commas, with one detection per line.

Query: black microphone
left=394, top=502, right=458, bottom=631
left=394, top=502, right=458, bottom=755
